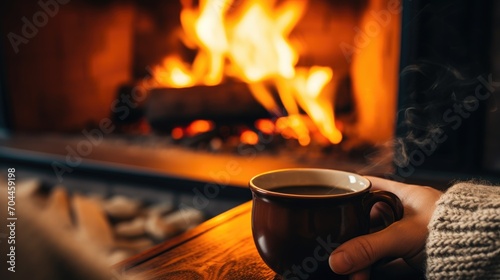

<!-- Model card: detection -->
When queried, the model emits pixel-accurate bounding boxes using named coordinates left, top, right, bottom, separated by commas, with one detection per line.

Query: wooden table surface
left=115, top=201, right=423, bottom=280
left=116, top=201, right=277, bottom=280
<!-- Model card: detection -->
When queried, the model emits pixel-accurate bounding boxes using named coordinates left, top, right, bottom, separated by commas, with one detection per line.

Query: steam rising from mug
left=361, top=62, right=487, bottom=179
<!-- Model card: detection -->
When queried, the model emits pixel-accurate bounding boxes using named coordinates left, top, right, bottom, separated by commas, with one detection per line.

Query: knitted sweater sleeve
left=426, top=182, right=500, bottom=279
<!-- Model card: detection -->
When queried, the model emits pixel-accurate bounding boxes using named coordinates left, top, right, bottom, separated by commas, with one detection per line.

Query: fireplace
left=0, top=0, right=404, bottom=181
left=1, top=0, right=500, bottom=201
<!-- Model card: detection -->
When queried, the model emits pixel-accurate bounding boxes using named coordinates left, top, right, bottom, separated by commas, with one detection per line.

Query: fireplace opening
left=126, top=0, right=401, bottom=150
left=101, top=0, right=402, bottom=174
left=0, top=0, right=403, bottom=185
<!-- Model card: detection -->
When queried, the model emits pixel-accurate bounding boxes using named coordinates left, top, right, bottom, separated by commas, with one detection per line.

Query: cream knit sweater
left=426, top=182, right=500, bottom=279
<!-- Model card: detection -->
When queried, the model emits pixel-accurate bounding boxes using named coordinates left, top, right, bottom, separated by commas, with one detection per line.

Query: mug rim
left=249, top=168, right=371, bottom=199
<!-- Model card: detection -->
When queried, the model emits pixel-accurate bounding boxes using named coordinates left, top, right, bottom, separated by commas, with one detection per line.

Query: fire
left=240, top=130, right=259, bottom=145
left=226, top=1, right=303, bottom=82
left=152, top=0, right=342, bottom=145
left=291, top=67, right=342, bottom=144
left=171, top=127, right=184, bottom=139
left=255, top=119, right=275, bottom=135
left=186, top=120, right=215, bottom=136
left=155, top=56, right=195, bottom=88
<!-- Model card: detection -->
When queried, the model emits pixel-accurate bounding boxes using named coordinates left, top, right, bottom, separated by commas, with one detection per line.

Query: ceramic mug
left=249, top=168, right=404, bottom=279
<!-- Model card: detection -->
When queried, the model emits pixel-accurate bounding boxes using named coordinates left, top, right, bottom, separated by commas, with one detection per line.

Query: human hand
left=328, top=176, right=443, bottom=279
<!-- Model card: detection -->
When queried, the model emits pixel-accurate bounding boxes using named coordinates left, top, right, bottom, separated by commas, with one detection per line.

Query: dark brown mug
left=249, top=168, right=404, bottom=279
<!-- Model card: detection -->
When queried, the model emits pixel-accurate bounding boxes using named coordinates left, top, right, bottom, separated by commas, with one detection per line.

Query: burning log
left=146, top=82, right=271, bottom=131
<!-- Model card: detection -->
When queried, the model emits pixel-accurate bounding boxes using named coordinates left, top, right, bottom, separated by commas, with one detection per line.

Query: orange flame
left=155, top=56, right=195, bottom=88
left=291, top=67, right=342, bottom=144
left=153, top=0, right=342, bottom=145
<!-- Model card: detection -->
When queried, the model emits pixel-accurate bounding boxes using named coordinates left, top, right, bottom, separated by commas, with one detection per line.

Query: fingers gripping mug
left=249, top=169, right=404, bottom=279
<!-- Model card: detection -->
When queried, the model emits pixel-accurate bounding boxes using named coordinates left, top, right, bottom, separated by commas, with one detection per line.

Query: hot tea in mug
left=249, top=168, right=403, bottom=279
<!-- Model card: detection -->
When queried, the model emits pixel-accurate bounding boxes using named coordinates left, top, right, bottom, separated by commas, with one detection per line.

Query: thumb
left=329, top=225, right=403, bottom=275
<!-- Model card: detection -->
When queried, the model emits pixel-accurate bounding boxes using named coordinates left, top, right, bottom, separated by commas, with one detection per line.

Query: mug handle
left=363, top=190, right=404, bottom=224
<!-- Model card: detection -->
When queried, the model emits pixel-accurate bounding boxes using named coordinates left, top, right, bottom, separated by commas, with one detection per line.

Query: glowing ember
left=186, top=120, right=215, bottom=136
left=171, top=127, right=184, bottom=140
left=255, top=119, right=275, bottom=135
left=240, top=130, right=259, bottom=145
left=152, top=0, right=342, bottom=145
